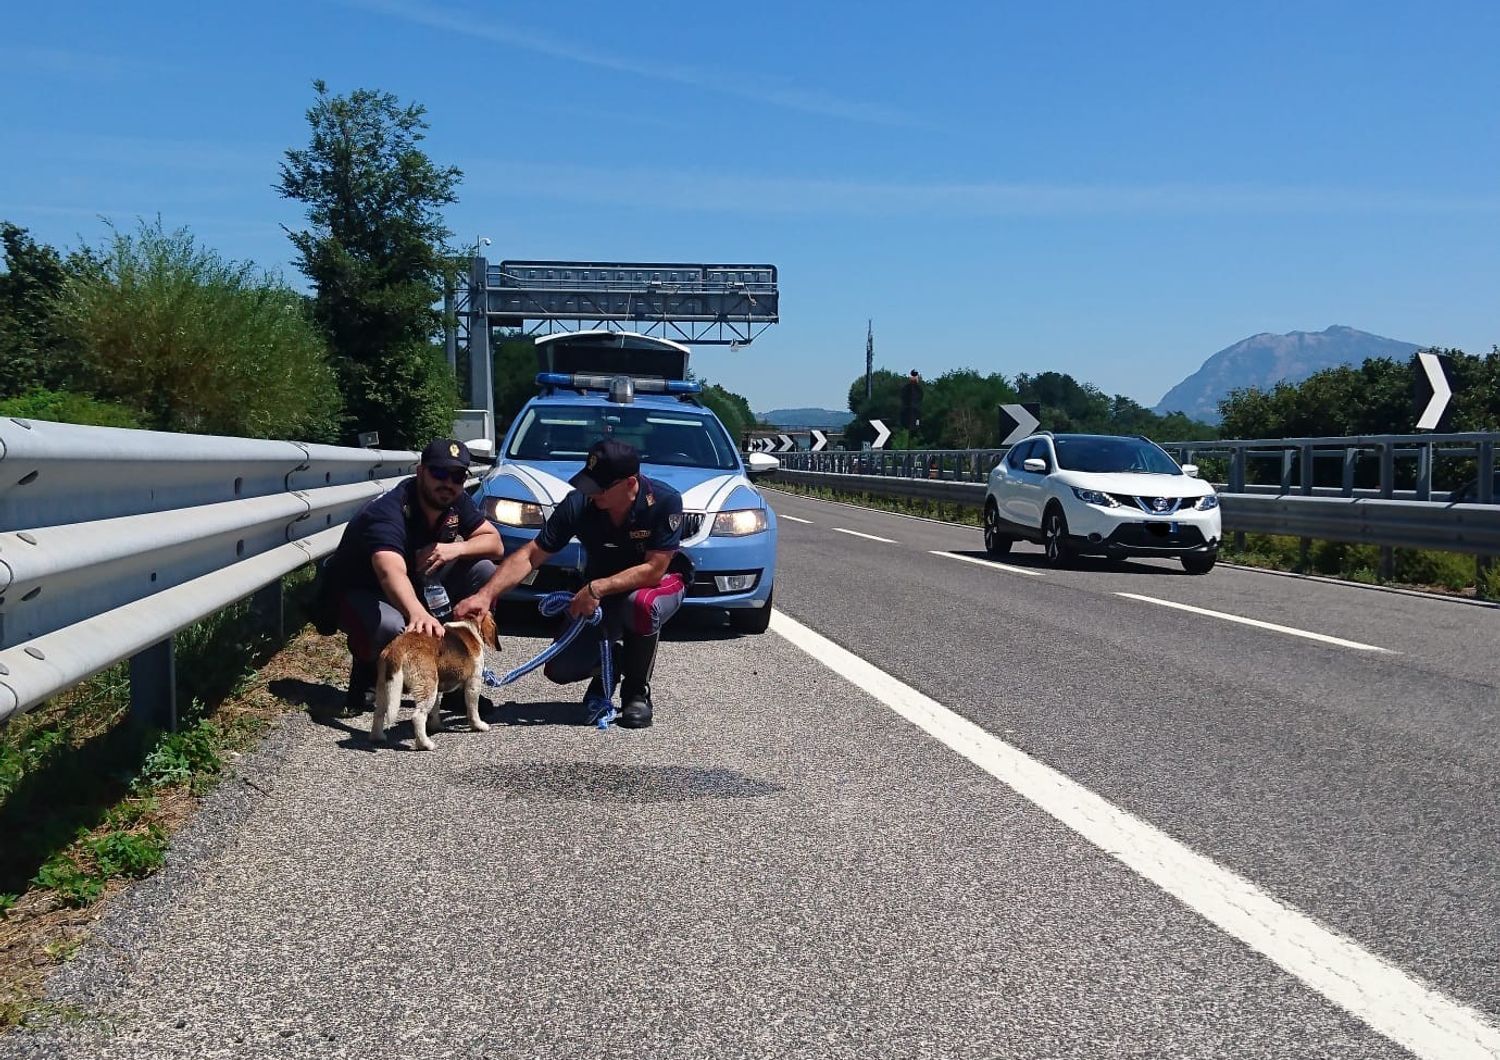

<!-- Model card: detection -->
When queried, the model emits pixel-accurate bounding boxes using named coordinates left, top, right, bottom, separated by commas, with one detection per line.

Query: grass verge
left=765, top=481, right=1500, bottom=598
left=0, top=569, right=349, bottom=1032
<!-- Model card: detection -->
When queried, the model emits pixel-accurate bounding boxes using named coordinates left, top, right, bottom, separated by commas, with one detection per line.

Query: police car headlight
left=486, top=497, right=546, bottom=527
left=711, top=508, right=768, bottom=537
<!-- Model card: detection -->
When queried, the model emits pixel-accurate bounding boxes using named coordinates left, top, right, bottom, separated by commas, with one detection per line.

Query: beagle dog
left=372, top=612, right=498, bottom=751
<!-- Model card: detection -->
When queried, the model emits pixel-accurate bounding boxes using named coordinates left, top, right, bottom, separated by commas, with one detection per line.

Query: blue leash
left=483, top=591, right=616, bottom=729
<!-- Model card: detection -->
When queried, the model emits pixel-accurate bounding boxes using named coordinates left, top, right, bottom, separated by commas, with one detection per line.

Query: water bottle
left=422, top=578, right=452, bottom=622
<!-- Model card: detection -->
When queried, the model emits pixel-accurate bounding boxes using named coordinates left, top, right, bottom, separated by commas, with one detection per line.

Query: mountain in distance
left=758, top=407, right=854, bottom=429
left=1154, top=325, right=1422, bottom=423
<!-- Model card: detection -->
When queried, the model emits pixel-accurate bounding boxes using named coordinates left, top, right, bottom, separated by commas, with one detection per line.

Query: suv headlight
left=486, top=497, right=546, bottom=527
left=1193, top=494, right=1220, bottom=511
left=1071, top=487, right=1120, bottom=507
left=712, top=508, right=768, bottom=536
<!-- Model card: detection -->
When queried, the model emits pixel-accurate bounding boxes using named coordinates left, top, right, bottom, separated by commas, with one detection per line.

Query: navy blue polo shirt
left=330, top=478, right=485, bottom=594
left=535, top=474, right=687, bottom=581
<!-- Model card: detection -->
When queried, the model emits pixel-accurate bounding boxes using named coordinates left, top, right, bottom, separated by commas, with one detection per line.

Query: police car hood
left=493, top=459, right=754, bottom=510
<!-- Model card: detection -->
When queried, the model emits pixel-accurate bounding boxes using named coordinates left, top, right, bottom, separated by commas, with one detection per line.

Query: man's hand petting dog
left=406, top=613, right=446, bottom=638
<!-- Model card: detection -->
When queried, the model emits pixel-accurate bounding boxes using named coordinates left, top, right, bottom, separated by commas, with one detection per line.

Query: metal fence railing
left=0, top=419, right=418, bottom=729
left=767, top=432, right=1500, bottom=585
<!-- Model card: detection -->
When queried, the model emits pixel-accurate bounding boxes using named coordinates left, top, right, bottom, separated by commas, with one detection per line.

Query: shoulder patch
left=667, top=513, right=682, bottom=531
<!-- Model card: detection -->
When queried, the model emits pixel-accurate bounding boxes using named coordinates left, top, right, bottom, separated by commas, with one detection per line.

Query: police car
left=475, top=331, right=780, bottom=632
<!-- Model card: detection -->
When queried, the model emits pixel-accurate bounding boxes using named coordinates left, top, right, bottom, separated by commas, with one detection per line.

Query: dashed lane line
left=831, top=527, right=897, bottom=544
left=770, top=609, right=1497, bottom=1060
left=778, top=514, right=814, bottom=524
left=929, top=549, right=1047, bottom=577
left=1115, top=592, right=1392, bottom=653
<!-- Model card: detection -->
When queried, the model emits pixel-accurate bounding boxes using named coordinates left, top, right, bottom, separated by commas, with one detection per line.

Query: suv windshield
left=1052, top=436, right=1180, bottom=475
left=507, top=405, right=740, bottom=471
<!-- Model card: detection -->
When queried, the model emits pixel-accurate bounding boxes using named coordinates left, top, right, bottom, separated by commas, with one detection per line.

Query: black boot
left=345, top=658, right=376, bottom=713
left=618, top=633, right=658, bottom=729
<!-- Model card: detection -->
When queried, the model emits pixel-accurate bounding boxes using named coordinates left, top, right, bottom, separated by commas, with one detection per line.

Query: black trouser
left=541, top=573, right=686, bottom=687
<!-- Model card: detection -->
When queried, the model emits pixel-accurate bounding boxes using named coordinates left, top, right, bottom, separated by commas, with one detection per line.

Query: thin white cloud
left=0, top=46, right=191, bottom=78
left=338, top=0, right=923, bottom=129
left=458, top=161, right=1500, bottom=217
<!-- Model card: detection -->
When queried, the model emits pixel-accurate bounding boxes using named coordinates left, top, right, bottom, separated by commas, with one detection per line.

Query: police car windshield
left=508, top=406, right=741, bottom=470
left=1053, top=436, right=1180, bottom=475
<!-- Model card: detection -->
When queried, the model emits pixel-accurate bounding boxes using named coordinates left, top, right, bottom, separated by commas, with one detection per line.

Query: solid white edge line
left=929, top=549, right=1046, bottom=576
left=1115, top=592, right=1392, bottom=652
left=830, top=527, right=897, bottom=544
left=779, top=514, right=814, bottom=524
left=769, top=610, right=1499, bottom=1060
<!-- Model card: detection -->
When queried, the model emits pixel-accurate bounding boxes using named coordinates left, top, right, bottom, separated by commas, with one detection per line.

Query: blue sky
left=3, top=1, right=1497, bottom=414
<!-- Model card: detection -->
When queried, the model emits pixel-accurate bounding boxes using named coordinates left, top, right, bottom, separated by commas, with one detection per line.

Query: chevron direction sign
left=1414, top=352, right=1454, bottom=431
left=810, top=429, right=828, bottom=452
left=870, top=419, right=891, bottom=449
left=997, top=402, right=1041, bottom=446
left=776, top=434, right=795, bottom=453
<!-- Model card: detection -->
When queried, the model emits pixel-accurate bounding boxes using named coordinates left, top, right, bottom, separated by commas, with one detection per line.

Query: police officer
left=327, top=439, right=504, bottom=709
left=456, top=439, right=687, bottom=728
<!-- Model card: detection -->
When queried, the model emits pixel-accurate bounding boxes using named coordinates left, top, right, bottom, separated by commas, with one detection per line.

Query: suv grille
left=1109, top=494, right=1194, bottom=514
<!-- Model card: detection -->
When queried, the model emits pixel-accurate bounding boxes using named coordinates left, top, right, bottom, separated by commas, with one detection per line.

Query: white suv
left=983, top=433, right=1222, bottom=574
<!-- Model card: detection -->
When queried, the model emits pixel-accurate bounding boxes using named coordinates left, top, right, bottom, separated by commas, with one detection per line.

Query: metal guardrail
left=774, top=432, right=1500, bottom=504
left=769, top=467, right=1500, bottom=559
left=0, top=419, right=419, bottom=727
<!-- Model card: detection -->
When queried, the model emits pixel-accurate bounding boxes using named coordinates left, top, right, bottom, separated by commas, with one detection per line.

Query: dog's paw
left=471, top=719, right=491, bottom=733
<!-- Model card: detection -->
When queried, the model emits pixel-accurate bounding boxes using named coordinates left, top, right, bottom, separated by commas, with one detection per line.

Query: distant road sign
left=1414, top=352, right=1454, bottom=431
left=810, top=430, right=829, bottom=452
left=997, top=403, right=1041, bottom=446
left=870, top=419, right=891, bottom=449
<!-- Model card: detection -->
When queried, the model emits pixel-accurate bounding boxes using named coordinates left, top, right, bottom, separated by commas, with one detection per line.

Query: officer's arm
left=457, top=519, right=505, bottom=559
left=454, top=539, right=553, bottom=618
left=371, top=549, right=428, bottom=622
left=589, top=550, right=673, bottom=599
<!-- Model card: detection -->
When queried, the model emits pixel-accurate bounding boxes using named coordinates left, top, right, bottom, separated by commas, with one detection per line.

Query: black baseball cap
left=570, top=439, right=640, bottom=496
left=421, top=438, right=472, bottom=470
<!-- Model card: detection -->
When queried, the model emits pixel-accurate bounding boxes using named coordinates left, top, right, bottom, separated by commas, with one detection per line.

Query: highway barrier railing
left=0, top=418, right=418, bottom=729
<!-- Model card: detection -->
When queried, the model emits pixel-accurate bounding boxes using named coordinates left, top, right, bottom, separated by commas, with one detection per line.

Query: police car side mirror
left=1181, top=464, right=1199, bottom=478
left=466, top=439, right=495, bottom=463
left=746, top=452, right=780, bottom=476
left=1023, top=457, right=1047, bottom=474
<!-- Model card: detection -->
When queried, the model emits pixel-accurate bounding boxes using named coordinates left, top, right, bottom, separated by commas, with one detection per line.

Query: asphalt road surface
left=4, top=490, right=1496, bottom=1059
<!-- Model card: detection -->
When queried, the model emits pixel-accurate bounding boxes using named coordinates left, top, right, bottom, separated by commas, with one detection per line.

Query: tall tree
left=0, top=223, right=85, bottom=397
left=277, top=80, right=462, bottom=447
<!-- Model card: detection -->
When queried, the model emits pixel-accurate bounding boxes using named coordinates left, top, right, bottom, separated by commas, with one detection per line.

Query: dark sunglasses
left=425, top=466, right=467, bottom=483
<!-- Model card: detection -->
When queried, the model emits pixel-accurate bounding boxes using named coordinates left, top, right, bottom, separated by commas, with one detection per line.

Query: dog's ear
left=482, top=610, right=498, bottom=648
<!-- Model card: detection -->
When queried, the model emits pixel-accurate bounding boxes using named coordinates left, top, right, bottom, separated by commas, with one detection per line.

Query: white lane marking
left=779, top=514, right=814, bottom=524
left=831, top=527, right=897, bottom=544
left=1115, top=593, right=1392, bottom=653
left=930, top=549, right=1046, bottom=577
left=770, top=610, right=1498, bottom=1060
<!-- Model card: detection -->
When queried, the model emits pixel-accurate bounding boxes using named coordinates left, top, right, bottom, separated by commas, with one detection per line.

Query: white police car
left=475, top=331, right=780, bottom=632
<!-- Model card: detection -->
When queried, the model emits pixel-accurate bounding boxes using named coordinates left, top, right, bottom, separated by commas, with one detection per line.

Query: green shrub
left=33, top=856, right=103, bottom=908
left=0, top=387, right=142, bottom=428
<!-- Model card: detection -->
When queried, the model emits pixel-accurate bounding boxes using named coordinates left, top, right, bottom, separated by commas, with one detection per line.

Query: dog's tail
left=373, top=654, right=403, bottom=730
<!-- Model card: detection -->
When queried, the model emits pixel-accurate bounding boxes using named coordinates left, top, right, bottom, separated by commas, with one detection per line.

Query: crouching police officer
left=455, top=439, right=687, bottom=728
left=326, top=439, right=505, bottom=709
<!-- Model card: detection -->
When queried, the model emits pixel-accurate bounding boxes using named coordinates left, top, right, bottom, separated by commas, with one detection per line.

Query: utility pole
left=865, top=319, right=874, bottom=401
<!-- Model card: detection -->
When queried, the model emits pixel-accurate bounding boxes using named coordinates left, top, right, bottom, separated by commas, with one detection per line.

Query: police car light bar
left=535, top=372, right=702, bottom=395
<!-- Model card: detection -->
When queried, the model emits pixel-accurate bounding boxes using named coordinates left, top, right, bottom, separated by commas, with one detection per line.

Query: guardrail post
left=1342, top=447, right=1357, bottom=496
left=1479, top=441, right=1496, bottom=597
left=252, top=578, right=284, bottom=641
left=1280, top=449, right=1295, bottom=492
left=130, top=638, right=177, bottom=732
left=1416, top=443, right=1432, bottom=501
left=1228, top=446, right=1246, bottom=551
left=1379, top=442, right=1395, bottom=580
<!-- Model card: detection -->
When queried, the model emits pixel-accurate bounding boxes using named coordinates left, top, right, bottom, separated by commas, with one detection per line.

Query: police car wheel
left=729, top=593, right=773, bottom=634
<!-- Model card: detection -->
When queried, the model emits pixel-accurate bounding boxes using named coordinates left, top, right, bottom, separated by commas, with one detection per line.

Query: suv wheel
left=1182, top=553, right=1217, bottom=575
left=983, top=501, right=1013, bottom=556
left=1042, top=505, right=1075, bottom=568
